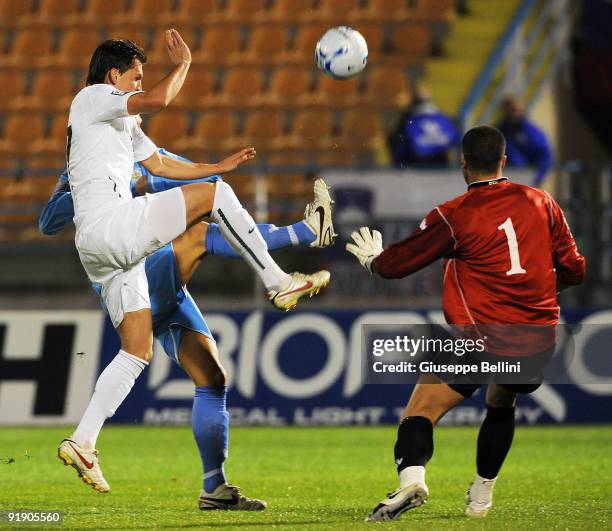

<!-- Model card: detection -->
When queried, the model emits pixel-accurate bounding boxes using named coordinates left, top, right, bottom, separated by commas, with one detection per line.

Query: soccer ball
left=315, top=26, right=368, bottom=79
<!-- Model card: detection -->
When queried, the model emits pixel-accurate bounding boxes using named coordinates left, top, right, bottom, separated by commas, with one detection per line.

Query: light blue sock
left=192, top=386, right=229, bottom=493
left=206, top=222, right=315, bottom=257
left=147, top=174, right=222, bottom=193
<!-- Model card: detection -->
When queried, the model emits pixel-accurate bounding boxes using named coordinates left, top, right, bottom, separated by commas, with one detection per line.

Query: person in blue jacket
left=496, top=96, right=553, bottom=187
left=388, top=86, right=460, bottom=168
left=40, top=146, right=335, bottom=509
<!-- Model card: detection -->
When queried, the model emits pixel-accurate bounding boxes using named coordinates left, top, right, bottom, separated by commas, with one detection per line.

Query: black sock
left=394, top=416, right=434, bottom=473
left=476, top=405, right=515, bottom=479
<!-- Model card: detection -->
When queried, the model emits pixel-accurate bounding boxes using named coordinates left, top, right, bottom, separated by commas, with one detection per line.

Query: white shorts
left=75, top=188, right=186, bottom=328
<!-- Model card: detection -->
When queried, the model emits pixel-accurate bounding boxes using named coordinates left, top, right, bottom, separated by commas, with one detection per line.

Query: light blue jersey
left=39, top=150, right=218, bottom=363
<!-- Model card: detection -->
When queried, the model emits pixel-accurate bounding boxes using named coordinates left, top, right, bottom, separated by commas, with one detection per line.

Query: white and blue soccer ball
left=315, top=26, right=368, bottom=79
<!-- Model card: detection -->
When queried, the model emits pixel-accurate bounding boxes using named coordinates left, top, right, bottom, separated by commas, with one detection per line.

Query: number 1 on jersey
left=498, top=217, right=526, bottom=275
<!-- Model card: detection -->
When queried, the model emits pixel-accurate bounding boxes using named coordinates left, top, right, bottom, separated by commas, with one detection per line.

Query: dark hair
left=86, top=39, right=147, bottom=86
left=462, top=125, right=506, bottom=174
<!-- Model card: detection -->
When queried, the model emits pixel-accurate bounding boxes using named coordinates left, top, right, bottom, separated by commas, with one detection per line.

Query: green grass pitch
left=0, top=426, right=610, bottom=529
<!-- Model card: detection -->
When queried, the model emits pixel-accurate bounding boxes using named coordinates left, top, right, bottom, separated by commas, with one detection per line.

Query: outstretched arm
left=139, top=148, right=256, bottom=180
left=347, top=208, right=455, bottom=278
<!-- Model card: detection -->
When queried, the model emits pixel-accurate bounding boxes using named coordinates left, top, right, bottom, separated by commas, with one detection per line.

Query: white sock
left=470, top=473, right=497, bottom=502
left=399, top=465, right=426, bottom=488
left=72, top=350, right=148, bottom=450
left=211, top=181, right=289, bottom=290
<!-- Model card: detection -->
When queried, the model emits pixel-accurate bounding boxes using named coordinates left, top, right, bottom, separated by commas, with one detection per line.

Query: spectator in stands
left=388, top=85, right=459, bottom=168
left=497, top=96, right=553, bottom=187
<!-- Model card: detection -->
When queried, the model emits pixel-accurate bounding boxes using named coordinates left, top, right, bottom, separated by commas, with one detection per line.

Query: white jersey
left=67, top=84, right=156, bottom=227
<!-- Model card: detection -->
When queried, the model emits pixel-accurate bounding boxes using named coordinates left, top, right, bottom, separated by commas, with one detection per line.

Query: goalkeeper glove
left=346, top=226, right=383, bottom=273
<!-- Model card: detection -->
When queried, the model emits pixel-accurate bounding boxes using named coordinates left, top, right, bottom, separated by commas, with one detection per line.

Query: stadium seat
left=288, top=110, right=335, bottom=149
left=0, top=30, right=53, bottom=68
left=256, top=67, right=313, bottom=108
left=37, top=113, right=68, bottom=154
left=413, top=0, right=457, bottom=21
left=160, top=0, right=221, bottom=26
left=14, top=70, right=75, bottom=112
left=308, top=75, right=361, bottom=107
left=106, top=26, right=149, bottom=49
left=357, top=0, right=412, bottom=22
left=221, top=174, right=255, bottom=204
left=357, top=24, right=385, bottom=61
left=282, top=24, right=330, bottom=64
left=339, top=110, right=384, bottom=149
left=170, top=67, right=217, bottom=110
left=220, top=0, right=269, bottom=23
left=145, top=112, right=190, bottom=151
left=239, top=111, right=286, bottom=151
left=215, top=68, right=264, bottom=108
left=177, top=111, right=239, bottom=153
left=49, top=29, right=102, bottom=69
left=0, top=71, right=28, bottom=112
left=308, top=0, right=362, bottom=23
left=17, top=0, right=81, bottom=28
left=129, top=0, right=176, bottom=24
left=241, top=25, right=289, bottom=65
left=0, top=113, right=46, bottom=156
left=389, top=23, right=432, bottom=58
left=268, top=0, right=317, bottom=23
left=192, top=27, right=243, bottom=65
left=362, top=67, right=411, bottom=108
left=68, top=0, right=128, bottom=27
left=0, top=0, right=34, bottom=28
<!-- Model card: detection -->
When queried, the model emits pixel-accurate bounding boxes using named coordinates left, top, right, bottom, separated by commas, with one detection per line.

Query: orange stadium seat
left=339, top=110, right=384, bottom=149
left=0, top=71, right=27, bottom=112
left=358, top=0, right=411, bottom=22
left=363, top=66, right=411, bottom=107
left=221, top=174, right=255, bottom=204
left=390, top=23, right=432, bottom=58
left=216, top=68, right=264, bottom=107
left=309, top=75, right=361, bottom=107
left=193, top=27, right=243, bottom=65
left=0, top=29, right=53, bottom=68
left=282, top=24, right=329, bottom=63
left=413, top=0, right=457, bottom=21
left=50, top=29, right=102, bottom=69
left=162, top=0, right=221, bottom=26
left=146, top=112, right=190, bottom=151
left=0, top=0, right=34, bottom=27
left=80, top=0, right=128, bottom=22
left=257, top=67, right=313, bottom=108
left=130, top=0, right=176, bottom=24
left=310, top=0, right=362, bottom=23
left=221, top=0, right=269, bottom=23
left=240, top=111, right=286, bottom=151
left=268, top=0, right=317, bottom=23
left=288, top=110, right=335, bottom=149
left=17, top=0, right=81, bottom=27
left=357, top=24, right=384, bottom=61
left=177, top=110, right=239, bottom=153
left=106, top=26, right=149, bottom=49
left=0, top=113, right=46, bottom=156
left=242, top=25, right=289, bottom=65
left=14, top=70, right=75, bottom=112
left=170, top=67, right=217, bottom=109
left=31, top=113, right=68, bottom=155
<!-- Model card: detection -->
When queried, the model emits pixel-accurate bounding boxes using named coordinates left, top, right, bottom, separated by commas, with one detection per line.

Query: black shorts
left=436, top=346, right=555, bottom=399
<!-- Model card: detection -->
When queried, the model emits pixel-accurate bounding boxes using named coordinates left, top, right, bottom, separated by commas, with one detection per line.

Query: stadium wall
left=1, top=308, right=611, bottom=427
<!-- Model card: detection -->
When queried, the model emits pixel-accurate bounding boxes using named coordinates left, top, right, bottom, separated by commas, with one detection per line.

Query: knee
left=486, top=386, right=516, bottom=408
left=209, top=362, right=228, bottom=390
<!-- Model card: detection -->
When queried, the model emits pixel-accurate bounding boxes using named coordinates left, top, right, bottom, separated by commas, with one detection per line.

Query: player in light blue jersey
left=41, top=148, right=336, bottom=510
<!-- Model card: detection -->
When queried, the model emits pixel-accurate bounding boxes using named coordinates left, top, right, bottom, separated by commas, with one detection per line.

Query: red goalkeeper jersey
left=373, top=178, right=586, bottom=328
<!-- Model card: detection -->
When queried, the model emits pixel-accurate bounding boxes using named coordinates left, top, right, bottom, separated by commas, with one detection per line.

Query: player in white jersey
left=59, top=31, right=330, bottom=493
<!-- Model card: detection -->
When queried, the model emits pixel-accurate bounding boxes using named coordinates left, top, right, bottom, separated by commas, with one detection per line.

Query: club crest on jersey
left=110, top=90, right=127, bottom=96
left=132, top=167, right=142, bottom=181
left=419, top=218, right=427, bottom=231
